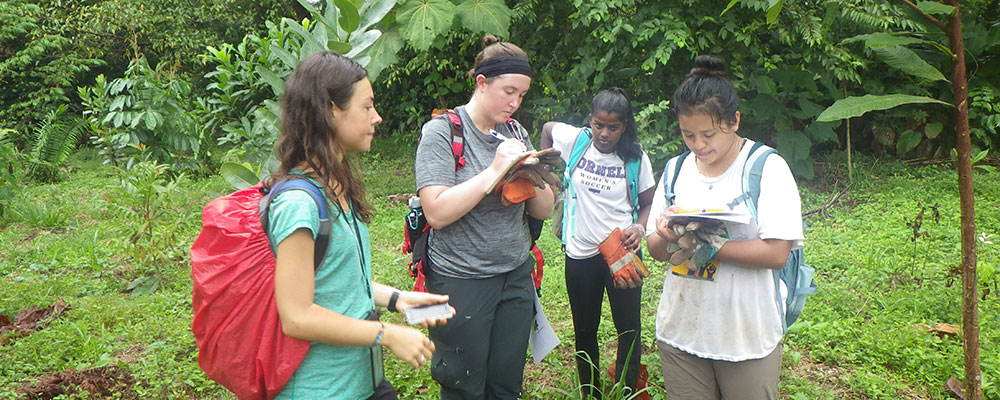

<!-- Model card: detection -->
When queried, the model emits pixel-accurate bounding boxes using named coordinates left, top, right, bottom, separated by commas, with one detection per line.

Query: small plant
left=102, top=155, right=190, bottom=294
left=902, top=201, right=940, bottom=285
left=978, top=232, right=997, bottom=300
left=26, top=105, right=85, bottom=182
left=545, top=347, right=651, bottom=400
left=9, top=202, right=67, bottom=230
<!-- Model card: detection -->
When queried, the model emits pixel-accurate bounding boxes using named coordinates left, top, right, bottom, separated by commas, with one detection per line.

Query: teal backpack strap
left=561, top=128, right=593, bottom=246
left=662, top=151, right=690, bottom=208
left=734, top=142, right=775, bottom=218
left=624, top=146, right=642, bottom=222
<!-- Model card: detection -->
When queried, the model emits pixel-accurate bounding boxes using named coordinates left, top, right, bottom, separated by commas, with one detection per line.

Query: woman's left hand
left=396, top=292, right=455, bottom=328
left=621, top=223, right=644, bottom=252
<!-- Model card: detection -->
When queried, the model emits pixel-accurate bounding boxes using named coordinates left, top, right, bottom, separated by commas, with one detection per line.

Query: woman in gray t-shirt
left=414, top=34, right=556, bottom=400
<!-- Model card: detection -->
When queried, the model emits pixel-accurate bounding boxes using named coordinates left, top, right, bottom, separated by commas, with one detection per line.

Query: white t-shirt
left=644, top=139, right=804, bottom=361
left=551, top=122, right=655, bottom=259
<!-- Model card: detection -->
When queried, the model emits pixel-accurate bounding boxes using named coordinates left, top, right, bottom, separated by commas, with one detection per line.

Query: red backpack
left=403, top=110, right=545, bottom=294
left=190, top=177, right=331, bottom=400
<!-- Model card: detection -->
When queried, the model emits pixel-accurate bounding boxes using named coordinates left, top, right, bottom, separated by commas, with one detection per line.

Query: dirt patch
left=16, top=366, right=136, bottom=400
left=114, top=344, right=147, bottom=364
left=0, top=298, right=70, bottom=346
left=387, top=192, right=415, bottom=205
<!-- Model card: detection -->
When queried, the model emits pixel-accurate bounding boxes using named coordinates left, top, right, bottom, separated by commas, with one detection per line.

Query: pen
left=488, top=129, right=508, bottom=141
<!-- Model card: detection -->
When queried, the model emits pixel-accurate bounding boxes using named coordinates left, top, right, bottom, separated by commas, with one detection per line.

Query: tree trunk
left=946, top=1, right=982, bottom=399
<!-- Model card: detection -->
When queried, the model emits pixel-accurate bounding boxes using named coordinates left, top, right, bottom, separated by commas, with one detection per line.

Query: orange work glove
left=598, top=227, right=650, bottom=289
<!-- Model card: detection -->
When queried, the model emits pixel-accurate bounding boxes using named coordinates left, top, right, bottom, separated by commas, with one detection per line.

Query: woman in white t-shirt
left=541, top=87, right=655, bottom=399
left=645, top=56, right=803, bottom=400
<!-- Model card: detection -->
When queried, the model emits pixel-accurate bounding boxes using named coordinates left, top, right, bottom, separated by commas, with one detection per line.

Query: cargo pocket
left=430, top=343, right=467, bottom=388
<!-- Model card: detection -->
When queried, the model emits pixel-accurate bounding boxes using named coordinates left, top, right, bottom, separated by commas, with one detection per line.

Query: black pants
left=366, top=381, right=397, bottom=400
left=426, top=257, right=535, bottom=400
left=565, top=254, right=642, bottom=399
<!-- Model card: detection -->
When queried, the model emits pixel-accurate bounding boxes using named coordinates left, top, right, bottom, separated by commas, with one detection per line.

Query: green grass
left=1, top=146, right=998, bottom=399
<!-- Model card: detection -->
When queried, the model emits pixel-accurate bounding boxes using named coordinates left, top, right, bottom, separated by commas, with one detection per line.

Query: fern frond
left=27, top=104, right=80, bottom=181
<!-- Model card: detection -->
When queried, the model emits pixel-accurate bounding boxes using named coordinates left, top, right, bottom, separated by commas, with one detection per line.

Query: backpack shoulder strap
left=259, top=177, right=332, bottom=271
left=559, top=128, right=593, bottom=246
left=624, top=144, right=642, bottom=222
left=564, top=127, right=592, bottom=185
left=662, top=151, right=691, bottom=208
left=734, top=142, right=775, bottom=221
left=442, top=110, right=465, bottom=171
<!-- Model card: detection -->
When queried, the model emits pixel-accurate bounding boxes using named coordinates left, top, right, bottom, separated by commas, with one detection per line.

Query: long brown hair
left=266, top=51, right=374, bottom=222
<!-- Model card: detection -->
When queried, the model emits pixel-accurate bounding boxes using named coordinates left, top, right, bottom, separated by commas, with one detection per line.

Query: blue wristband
left=372, top=322, right=384, bottom=347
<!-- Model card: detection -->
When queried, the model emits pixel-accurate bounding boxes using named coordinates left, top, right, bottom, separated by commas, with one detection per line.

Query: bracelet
left=372, top=322, right=385, bottom=347
left=387, top=291, right=401, bottom=313
left=629, top=223, right=645, bottom=236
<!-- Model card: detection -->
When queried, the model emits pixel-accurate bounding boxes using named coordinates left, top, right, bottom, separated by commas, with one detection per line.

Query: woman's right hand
left=382, top=323, right=435, bottom=369
left=489, top=138, right=528, bottom=174
left=655, top=206, right=686, bottom=243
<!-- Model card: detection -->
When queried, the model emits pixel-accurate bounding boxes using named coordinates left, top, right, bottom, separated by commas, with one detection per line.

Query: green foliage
left=0, top=128, right=22, bottom=217
left=817, top=94, right=953, bottom=122
left=79, top=58, right=209, bottom=173
left=816, top=0, right=1000, bottom=158
left=25, top=105, right=85, bottom=182
left=101, top=159, right=191, bottom=294
left=199, top=0, right=478, bottom=171
left=968, top=85, right=1000, bottom=153
left=0, top=0, right=102, bottom=136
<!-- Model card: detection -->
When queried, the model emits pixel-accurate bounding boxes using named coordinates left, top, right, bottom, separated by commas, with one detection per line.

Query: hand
left=620, top=224, right=644, bottom=252
left=490, top=138, right=528, bottom=174
left=382, top=324, right=435, bottom=369
left=668, top=221, right=728, bottom=268
left=396, top=292, right=455, bottom=328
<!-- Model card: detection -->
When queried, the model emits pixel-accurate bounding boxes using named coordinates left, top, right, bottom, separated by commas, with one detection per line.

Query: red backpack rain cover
left=190, top=180, right=327, bottom=400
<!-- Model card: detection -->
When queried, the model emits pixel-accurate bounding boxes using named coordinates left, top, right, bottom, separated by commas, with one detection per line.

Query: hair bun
left=690, top=55, right=726, bottom=78
left=607, top=86, right=631, bottom=99
left=482, top=34, right=501, bottom=47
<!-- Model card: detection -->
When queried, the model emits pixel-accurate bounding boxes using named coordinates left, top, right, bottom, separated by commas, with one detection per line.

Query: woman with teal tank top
left=266, top=51, right=455, bottom=399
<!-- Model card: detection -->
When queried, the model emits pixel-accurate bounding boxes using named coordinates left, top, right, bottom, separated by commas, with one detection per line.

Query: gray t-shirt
left=414, top=106, right=534, bottom=278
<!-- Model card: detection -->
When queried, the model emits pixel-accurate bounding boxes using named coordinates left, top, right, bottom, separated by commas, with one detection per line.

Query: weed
left=9, top=201, right=68, bottom=230
left=101, top=158, right=192, bottom=294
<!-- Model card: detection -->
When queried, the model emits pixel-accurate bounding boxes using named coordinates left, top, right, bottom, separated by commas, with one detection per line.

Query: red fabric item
left=608, top=363, right=651, bottom=400
left=530, top=244, right=544, bottom=290
left=190, top=182, right=310, bottom=400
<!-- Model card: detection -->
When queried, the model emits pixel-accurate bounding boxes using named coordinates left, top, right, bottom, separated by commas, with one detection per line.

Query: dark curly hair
left=266, top=51, right=374, bottom=222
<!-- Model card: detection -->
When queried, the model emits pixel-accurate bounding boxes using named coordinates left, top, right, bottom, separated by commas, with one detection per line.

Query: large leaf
left=872, top=46, right=948, bottom=82
left=334, top=0, right=361, bottom=33
left=455, top=0, right=512, bottom=38
left=765, top=0, right=783, bottom=25
left=255, top=66, right=285, bottom=97
left=817, top=94, right=952, bottom=122
left=347, top=30, right=382, bottom=58
left=916, top=1, right=954, bottom=15
left=220, top=162, right=259, bottom=190
left=843, top=33, right=928, bottom=48
left=925, top=122, right=943, bottom=139
left=897, top=130, right=922, bottom=155
left=776, top=130, right=812, bottom=161
left=804, top=121, right=839, bottom=144
left=365, top=30, right=403, bottom=80
left=397, top=0, right=456, bottom=51
left=357, top=0, right=396, bottom=33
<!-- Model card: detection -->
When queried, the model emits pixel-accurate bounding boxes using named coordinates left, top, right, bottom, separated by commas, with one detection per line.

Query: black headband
left=474, top=57, right=531, bottom=78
